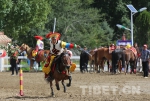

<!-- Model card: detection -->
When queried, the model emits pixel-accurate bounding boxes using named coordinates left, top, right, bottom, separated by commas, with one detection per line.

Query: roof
left=0, top=32, right=12, bottom=43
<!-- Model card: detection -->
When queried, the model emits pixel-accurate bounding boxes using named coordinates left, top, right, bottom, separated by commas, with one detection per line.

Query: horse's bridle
left=61, top=53, right=71, bottom=69
left=20, top=44, right=27, bottom=51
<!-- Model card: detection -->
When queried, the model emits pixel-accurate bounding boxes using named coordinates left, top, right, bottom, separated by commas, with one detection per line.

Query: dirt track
left=0, top=71, right=150, bottom=101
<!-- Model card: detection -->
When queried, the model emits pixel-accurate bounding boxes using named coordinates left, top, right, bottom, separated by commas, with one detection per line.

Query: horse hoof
left=52, top=95, right=55, bottom=97
left=57, top=88, right=60, bottom=90
left=67, top=83, right=71, bottom=87
left=56, top=85, right=60, bottom=90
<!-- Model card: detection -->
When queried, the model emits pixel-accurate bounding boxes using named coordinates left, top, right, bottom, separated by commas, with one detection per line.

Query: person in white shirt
left=32, top=36, right=44, bottom=57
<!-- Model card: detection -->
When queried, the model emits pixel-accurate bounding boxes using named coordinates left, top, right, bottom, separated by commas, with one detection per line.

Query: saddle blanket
left=129, top=47, right=137, bottom=56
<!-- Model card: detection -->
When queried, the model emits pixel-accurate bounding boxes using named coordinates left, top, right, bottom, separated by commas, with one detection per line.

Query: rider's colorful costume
left=42, top=32, right=78, bottom=80
left=33, top=36, right=44, bottom=57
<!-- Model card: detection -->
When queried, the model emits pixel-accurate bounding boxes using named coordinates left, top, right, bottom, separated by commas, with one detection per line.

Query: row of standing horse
left=19, top=43, right=140, bottom=75
left=88, top=47, right=140, bottom=75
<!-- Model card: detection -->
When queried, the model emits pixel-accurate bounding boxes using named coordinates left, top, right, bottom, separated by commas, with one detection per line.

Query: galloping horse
left=94, top=47, right=112, bottom=73
left=48, top=52, right=72, bottom=97
left=20, top=43, right=50, bottom=70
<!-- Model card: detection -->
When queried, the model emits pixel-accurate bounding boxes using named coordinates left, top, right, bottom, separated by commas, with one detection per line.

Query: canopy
left=0, top=32, right=12, bottom=44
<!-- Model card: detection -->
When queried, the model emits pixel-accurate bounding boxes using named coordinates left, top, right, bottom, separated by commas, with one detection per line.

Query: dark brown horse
left=20, top=43, right=50, bottom=71
left=94, top=47, right=112, bottom=73
left=48, top=52, right=72, bottom=97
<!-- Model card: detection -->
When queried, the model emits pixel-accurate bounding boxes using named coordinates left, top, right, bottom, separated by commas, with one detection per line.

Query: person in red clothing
left=122, top=34, right=126, bottom=41
left=32, top=36, right=44, bottom=58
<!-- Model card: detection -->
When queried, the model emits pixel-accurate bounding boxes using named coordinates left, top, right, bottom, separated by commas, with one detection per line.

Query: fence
left=0, top=56, right=80, bottom=72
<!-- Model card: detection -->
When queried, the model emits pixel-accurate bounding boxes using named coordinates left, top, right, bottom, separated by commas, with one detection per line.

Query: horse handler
left=140, top=44, right=150, bottom=78
left=10, top=49, right=19, bottom=76
left=42, top=32, right=80, bottom=82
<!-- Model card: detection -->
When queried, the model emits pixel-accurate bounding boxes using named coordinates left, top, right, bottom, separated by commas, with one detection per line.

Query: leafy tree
left=0, top=0, right=51, bottom=42
left=44, top=0, right=114, bottom=49
left=135, top=11, right=150, bottom=46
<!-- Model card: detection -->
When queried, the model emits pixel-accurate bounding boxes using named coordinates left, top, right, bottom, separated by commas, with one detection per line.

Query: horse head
left=60, top=52, right=71, bottom=70
left=20, top=43, right=29, bottom=52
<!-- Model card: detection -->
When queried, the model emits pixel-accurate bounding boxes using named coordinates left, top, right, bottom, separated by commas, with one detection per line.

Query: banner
left=117, top=40, right=132, bottom=46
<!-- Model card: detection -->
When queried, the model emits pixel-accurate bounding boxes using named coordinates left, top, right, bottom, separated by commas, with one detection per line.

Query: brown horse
left=94, top=47, right=112, bottom=73
left=48, top=52, right=72, bottom=97
left=20, top=43, right=50, bottom=71
left=124, top=48, right=138, bottom=75
left=89, top=49, right=96, bottom=72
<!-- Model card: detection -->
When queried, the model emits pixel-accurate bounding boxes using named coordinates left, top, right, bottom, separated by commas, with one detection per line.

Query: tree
left=135, top=11, right=150, bottom=46
left=0, top=0, right=51, bottom=42
left=44, top=0, right=114, bottom=48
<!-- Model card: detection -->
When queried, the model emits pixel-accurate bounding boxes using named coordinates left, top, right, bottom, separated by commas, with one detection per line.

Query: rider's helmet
left=34, top=36, right=43, bottom=40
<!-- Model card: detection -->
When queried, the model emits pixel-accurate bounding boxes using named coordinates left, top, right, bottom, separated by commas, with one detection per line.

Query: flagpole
left=53, top=18, right=56, bottom=33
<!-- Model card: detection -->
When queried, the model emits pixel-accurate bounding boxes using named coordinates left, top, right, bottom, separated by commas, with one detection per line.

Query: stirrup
left=31, top=58, right=35, bottom=60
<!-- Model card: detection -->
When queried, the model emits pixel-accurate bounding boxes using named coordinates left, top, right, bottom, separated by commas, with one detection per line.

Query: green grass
left=20, top=60, right=30, bottom=71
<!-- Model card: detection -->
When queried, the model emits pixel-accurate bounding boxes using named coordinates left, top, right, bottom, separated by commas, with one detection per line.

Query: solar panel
left=127, top=5, right=138, bottom=13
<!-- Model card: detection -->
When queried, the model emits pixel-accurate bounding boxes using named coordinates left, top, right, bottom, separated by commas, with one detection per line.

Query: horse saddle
left=32, top=50, right=44, bottom=58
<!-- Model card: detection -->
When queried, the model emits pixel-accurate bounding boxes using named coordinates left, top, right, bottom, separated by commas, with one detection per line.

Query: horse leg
left=112, top=59, right=117, bottom=74
left=130, top=62, right=134, bottom=74
left=89, top=61, right=92, bottom=72
left=94, top=63, right=98, bottom=73
left=30, top=59, right=34, bottom=71
left=55, top=80, right=60, bottom=90
left=102, top=60, right=105, bottom=73
left=107, top=60, right=109, bottom=72
left=125, top=62, right=129, bottom=75
left=61, top=80, right=66, bottom=93
left=118, top=60, right=122, bottom=73
left=67, top=75, right=72, bottom=87
left=50, top=81, right=55, bottom=97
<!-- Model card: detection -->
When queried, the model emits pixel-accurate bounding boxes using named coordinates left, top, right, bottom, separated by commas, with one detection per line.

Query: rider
left=32, top=36, right=44, bottom=58
left=110, top=44, right=116, bottom=50
left=42, top=32, right=80, bottom=81
left=134, top=43, right=140, bottom=57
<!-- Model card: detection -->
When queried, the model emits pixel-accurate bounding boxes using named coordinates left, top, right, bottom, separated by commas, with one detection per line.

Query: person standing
left=134, top=43, right=140, bottom=56
left=140, top=44, right=150, bottom=78
left=134, top=43, right=142, bottom=72
left=122, top=34, right=126, bottom=41
left=80, top=46, right=89, bottom=73
left=10, top=50, right=18, bottom=76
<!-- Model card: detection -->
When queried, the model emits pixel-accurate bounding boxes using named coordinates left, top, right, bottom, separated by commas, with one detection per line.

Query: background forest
left=0, top=0, right=150, bottom=50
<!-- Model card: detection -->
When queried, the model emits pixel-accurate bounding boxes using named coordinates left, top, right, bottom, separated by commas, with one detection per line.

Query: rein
left=56, top=53, right=71, bottom=73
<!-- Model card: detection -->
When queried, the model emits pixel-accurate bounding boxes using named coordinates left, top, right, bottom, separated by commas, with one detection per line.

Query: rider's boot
left=46, top=71, right=54, bottom=82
